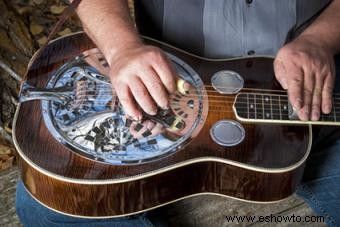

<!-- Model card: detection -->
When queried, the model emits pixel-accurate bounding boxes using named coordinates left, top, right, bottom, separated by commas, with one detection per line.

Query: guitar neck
left=234, top=92, right=340, bottom=126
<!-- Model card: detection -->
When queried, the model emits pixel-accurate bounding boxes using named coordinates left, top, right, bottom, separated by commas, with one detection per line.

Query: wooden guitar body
left=13, top=32, right=310, bottom=217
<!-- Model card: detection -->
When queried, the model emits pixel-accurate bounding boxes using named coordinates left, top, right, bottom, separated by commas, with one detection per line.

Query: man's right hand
left=108, top=43, right=177, bottom=120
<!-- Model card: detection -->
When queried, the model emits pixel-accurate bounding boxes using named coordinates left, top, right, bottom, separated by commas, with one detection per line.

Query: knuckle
left=290, top=76, right=303, bottom=85
left=304, top=89, right=313, bottom=96
left=312, top=104, right=320, bottom=110
left=134, top=87, right=149, bottom=97
left=323, top=85, right=334, bottom=93
left=150, top=81, right=164, bottom=93
left=163, top=78, right=175, bottom=90
left=118, top=95, right=131, bottom=106
left=145, top=48, right=162, bottom=60
left=132, top=59, right=144, bottom=69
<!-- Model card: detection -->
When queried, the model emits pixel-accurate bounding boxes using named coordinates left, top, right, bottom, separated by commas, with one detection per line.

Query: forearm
left=299, top=0, right=340, bottom=55
left=72, top=0, right=142, bottom=64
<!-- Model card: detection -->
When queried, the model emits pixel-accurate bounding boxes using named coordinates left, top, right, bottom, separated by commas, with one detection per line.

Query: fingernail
left=149, top=110, right=157, bottom=116
left=299, top=110, right=309, bottom=121
left=134, top=115, right=142, bottom=121
left=312, top=111, right=320, bottom=121
left=324, top=104, right=331, bottom=114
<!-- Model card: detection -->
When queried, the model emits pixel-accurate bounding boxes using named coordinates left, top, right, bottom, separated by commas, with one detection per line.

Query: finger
left=152, top=54, right=177, bottom=93
left=150, top=122, right=164, bottom=136
left=129, top=121, right=143, bottom=139
left=322, top=71, right=335, bottom=114
left=115, top=84, right=142, bottom=120
left=286, top=65, right=304, bottom=110
left=274, top=59, right=288, bottom=89
left=136, top=120, right=155, bottom=138
left=299, top=69, right=314, bottom=121
left=296, top=66, right=314, bottom=121
left=311, top=73, right=323, bottom=121
left=129, top=77, right=157, bottom=115
left=139, top=67, right=170, bottom=109
left=144, top=120, right=156, bottom=130
left=311, top=87, right=322, bottom=121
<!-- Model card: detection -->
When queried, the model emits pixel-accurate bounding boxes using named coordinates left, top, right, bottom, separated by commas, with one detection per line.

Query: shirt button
left=247, top=50, right=255, bottom=55
left=246, top=0, right=253, bottom=4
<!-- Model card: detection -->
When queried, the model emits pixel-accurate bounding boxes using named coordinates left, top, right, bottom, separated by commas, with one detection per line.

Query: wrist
left=297, top=33, right=338, bottom=56
left=104, top=38, right=144, bottom=66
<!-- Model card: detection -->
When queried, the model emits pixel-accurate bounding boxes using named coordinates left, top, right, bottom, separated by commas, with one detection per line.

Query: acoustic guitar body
left=13, top=32, right=310, bottom=217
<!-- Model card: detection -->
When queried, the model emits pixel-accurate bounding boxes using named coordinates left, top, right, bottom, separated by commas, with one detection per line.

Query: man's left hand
left=274, top=35, right=336, bottom=121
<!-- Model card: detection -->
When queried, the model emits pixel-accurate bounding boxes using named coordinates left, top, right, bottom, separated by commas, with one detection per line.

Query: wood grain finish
left=14, top=32, right=310, bottom=217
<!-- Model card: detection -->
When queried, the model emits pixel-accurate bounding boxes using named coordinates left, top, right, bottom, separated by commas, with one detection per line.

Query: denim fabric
left=296, top=142, right=340, bottom=227
left=296, top=55, right=340, bottom=227
left=15, top=181, right=154, bottom=227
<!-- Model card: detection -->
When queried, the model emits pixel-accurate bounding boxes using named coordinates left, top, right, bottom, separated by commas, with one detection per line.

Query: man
left=16, top=0, right=340, bottom=226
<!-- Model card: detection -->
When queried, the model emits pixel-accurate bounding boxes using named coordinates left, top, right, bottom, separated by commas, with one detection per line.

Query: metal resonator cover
left=41, top=49, right=208, bottom=165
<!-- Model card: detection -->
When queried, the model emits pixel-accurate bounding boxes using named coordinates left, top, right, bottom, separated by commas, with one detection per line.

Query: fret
left=270, top=94, right=273, bottom=119
left=248, top=93, right=256, bottom=119
left=334, top=101, right=340, bottom=120
left=234, top=93, right=248, bottom=119
left=254, top=94, right=257, bottom=119
left=279, top=95, right=289, bottom=120
left=263, top=94, right=272, bottom=119
left=255, top=94, right=264, bottom=119
left=320, top=110, right=335, bottom=122
left=271, top=95, right=281, bottom=120
left=333, top=102, right=337, bottom=122
left=261, top=95, right=266, bottom=119
left=246, top=93, right=249, bottom=119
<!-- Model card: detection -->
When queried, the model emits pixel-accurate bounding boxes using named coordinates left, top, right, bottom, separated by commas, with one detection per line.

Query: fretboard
left=234, top=93, right=340, bottom=125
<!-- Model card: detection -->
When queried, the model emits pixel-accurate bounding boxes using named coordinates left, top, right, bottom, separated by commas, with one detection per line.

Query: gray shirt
left=135, top=0, right=332, bottom=58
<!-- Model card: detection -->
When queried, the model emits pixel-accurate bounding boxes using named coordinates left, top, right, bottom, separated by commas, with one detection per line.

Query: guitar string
left=68, top=100, right=340, bottom=117
left=72, top=94, right=340, bottom=105
left=63, top=84, right=340, bottom=114
left=73, top=88, right=340, bottom=100
left=63, top=95, right=340, bottom=119
left=70, top=94, right=340, bottom=107
left=75, top=83, right=288, bottom=93
left=73, top=88, right=340, bottom=99
left=73, top=83, right=340, bottom=97
left=63, top=104, right=339, bottom=121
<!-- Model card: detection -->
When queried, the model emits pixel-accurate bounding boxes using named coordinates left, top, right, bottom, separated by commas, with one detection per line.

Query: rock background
left=0, top=0, right=82, bottom=171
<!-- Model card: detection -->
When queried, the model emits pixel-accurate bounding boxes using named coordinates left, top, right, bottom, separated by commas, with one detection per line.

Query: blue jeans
left=16, top=56, right=340, bottom=226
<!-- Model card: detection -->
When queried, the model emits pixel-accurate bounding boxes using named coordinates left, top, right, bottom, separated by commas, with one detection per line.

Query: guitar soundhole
left=41, top=49, right=208, bottom=164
